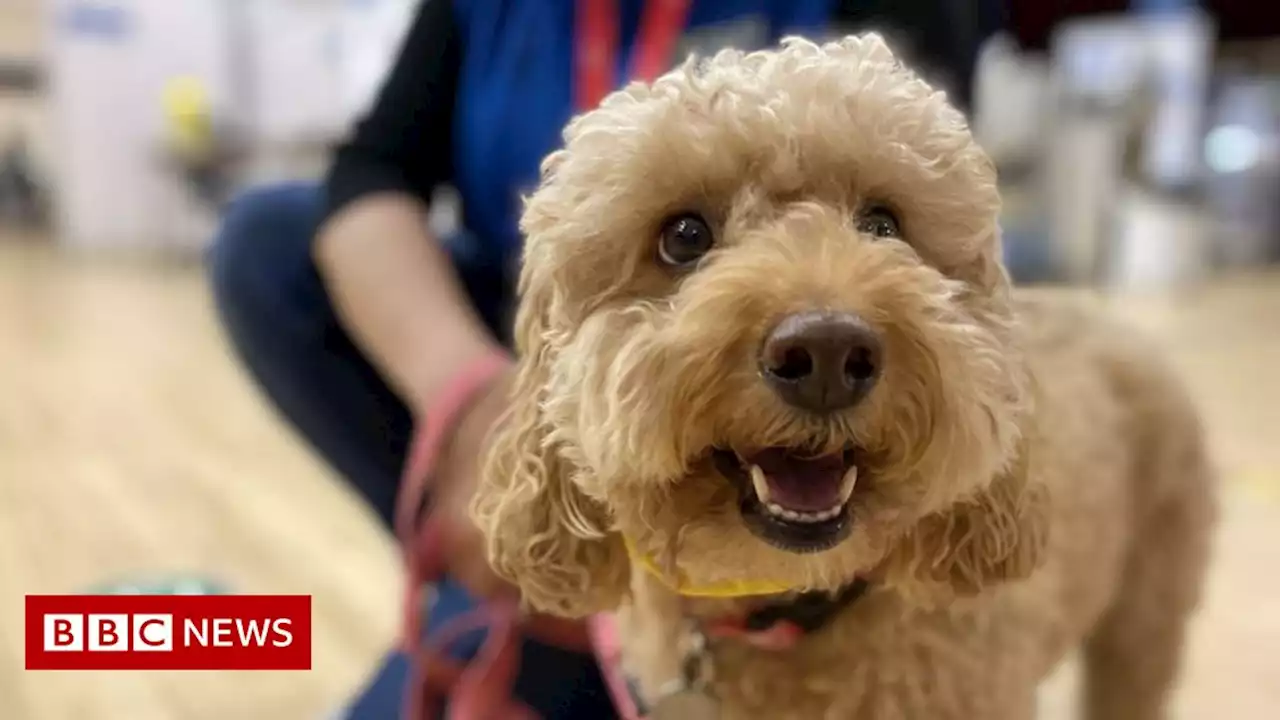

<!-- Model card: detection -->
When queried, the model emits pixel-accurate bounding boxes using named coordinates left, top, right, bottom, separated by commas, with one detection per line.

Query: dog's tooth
left=838, top=465, right=859, bottom=503
left=762, top=501, right=847, bottom=524
left=750, top=464, right=772, bottom=503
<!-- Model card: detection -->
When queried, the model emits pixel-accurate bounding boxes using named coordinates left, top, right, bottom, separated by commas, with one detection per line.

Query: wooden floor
left=1, top=238, right=1277, bottom=719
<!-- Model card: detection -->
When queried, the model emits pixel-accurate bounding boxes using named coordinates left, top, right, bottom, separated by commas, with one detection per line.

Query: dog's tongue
left=745, top=448, right=851, bottom=512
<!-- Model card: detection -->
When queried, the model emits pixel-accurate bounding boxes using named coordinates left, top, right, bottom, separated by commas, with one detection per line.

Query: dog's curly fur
left=472, top=35, right=1216, bottom=719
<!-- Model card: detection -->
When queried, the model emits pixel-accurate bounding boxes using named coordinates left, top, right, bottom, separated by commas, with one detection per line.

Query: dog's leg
left=1081, top=435, right=1215, bottom=720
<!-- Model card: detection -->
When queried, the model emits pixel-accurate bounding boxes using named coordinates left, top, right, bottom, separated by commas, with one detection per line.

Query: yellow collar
left=622, top=535, right=791, bottom=598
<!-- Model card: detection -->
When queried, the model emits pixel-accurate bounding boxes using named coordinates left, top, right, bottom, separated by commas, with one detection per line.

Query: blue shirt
left=453, top=0, right=833, bottom=260
left=325, top=0, right=991, bottom=273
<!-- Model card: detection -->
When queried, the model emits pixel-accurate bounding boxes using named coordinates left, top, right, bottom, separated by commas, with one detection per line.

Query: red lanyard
left=575, top=0, right=692, bottom=111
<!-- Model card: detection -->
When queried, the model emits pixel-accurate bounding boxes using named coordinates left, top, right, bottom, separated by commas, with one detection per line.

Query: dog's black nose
left=760, top=311, right=882, bottom=413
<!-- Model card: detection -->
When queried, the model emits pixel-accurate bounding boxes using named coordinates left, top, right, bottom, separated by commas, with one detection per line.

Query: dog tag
left=648, top=688, right=721, bottom=720
left=648, top=625, right=720, bottom=719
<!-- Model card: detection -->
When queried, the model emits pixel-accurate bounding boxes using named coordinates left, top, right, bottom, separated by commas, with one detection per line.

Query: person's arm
left=315, top=0, right=505, bottom=415
left=316, top=199, right=504, bottom=412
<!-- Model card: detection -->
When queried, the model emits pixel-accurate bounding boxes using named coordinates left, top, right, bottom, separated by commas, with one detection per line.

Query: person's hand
left=429, top=365, right=516, bottom=600
left=425, top=364, right=596, bottom=652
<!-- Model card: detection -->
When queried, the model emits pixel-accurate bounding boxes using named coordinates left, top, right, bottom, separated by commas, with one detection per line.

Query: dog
left=472, top=34, right=1216, bottom=720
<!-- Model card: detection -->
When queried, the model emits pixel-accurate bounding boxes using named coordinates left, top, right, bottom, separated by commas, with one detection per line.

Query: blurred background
left=1, top=0, right=1277, bottom=718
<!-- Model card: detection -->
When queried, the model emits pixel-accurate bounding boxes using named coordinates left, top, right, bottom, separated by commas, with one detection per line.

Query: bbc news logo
left=26, top=595, right=310, bottom=670
left=43, top=613, right=294, bottom=652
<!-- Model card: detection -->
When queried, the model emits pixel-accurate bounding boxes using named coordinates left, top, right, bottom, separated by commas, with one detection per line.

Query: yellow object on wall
left=161, top=75, right=214, bottom=165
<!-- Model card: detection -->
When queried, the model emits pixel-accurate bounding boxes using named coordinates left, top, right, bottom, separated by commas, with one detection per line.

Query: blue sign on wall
left=60, top=1, right=133, bottom=40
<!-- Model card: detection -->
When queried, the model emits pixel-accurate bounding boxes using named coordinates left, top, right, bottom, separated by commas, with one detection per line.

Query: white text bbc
left=43, top=614, right=294, bottom=652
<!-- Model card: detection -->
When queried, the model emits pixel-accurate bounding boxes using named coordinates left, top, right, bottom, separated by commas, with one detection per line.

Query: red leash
left=395, top=351, right=598, bottom=720
left=398, top=1, right=691, bottom=717
left=395, top=351, right=530, bottom=720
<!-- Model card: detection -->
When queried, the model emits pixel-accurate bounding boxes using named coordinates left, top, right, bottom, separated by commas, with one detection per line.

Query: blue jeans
left=206, top=183, right=615, bottom=719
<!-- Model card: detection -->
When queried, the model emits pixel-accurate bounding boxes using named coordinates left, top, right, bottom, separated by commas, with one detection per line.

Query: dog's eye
left=657, top=214, right=715, bottom=267
left=856, top=207, right=901, bottom=239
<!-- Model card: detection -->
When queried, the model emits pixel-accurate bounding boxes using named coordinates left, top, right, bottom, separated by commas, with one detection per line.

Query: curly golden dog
left=472, top=34, right=1216, bottom=720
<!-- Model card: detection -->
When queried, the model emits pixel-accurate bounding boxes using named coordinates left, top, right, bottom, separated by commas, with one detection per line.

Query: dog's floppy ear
left=471, top=273, right=630, bottom=618
left=883, top=440, right=1049, bottom=599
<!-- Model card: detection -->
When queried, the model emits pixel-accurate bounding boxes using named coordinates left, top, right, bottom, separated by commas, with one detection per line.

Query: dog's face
left=474, top=36, right=1046, bottom=616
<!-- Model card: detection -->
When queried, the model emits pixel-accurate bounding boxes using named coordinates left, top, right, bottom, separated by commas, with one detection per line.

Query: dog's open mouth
left=713, top=447, right=858, bottom=553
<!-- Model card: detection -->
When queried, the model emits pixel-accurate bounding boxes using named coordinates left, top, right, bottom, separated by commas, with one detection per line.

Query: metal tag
left=646, top=625, right=720, bottom=719
left=647, top=688, right=721, bottom=720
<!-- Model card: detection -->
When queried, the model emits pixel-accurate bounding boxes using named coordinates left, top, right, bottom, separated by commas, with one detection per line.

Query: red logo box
left=26, top=595, right=311, bottom=670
